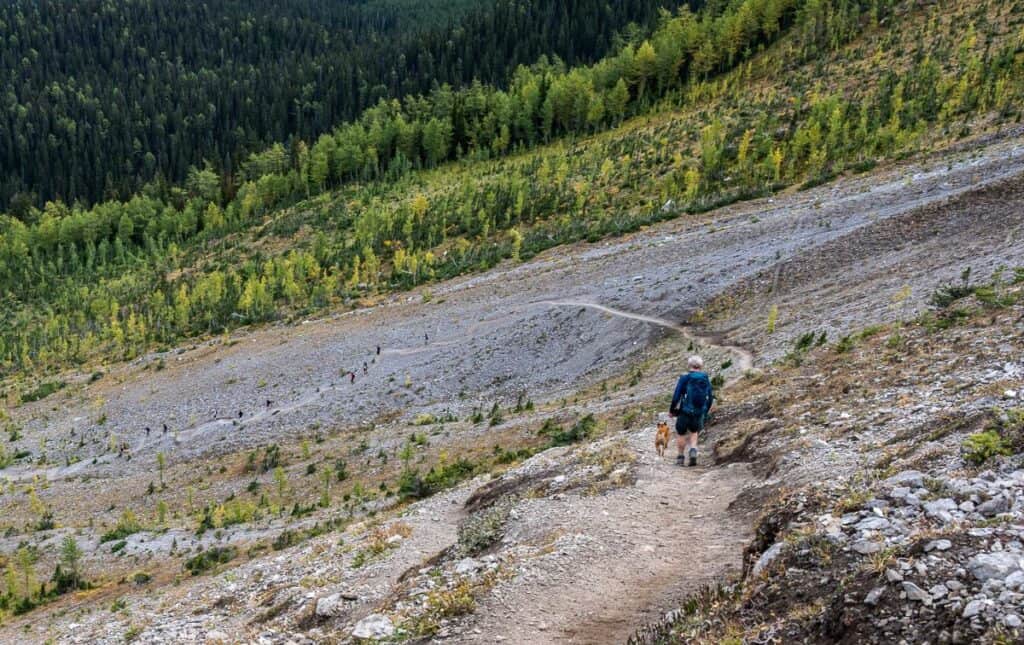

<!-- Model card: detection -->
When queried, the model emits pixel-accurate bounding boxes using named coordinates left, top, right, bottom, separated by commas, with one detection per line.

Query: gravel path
left=455, top=430, right=753, bottom=645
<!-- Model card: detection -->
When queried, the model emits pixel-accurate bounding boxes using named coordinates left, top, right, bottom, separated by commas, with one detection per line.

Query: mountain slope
left=1, top=0, right=1024, bottom=641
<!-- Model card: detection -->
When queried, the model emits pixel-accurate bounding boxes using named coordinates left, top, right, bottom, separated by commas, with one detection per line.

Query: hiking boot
left=688, top=448, right=698, bottom=467
left=675, top=454, right=686, bottom=466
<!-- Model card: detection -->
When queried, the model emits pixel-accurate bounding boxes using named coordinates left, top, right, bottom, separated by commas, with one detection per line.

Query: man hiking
left=669, top=355, right=714, bottom=467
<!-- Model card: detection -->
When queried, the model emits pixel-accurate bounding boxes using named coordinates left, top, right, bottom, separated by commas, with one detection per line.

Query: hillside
left=0, top=0, right=677, bottom=208
left=4, top=0, right=1023, bottom=380
left=0, top=0, right=1023, bottom=642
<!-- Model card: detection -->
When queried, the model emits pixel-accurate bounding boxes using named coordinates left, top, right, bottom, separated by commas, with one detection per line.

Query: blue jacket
left=670, top=371, right=714, bottom=417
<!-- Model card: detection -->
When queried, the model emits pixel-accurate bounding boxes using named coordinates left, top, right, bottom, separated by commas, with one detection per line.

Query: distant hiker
left=145, top=426, right=151, bottom=436
left=363, top=361, right=368, bottom=375
left=266, top=399, right=272, bottom=408
left=424, top=332, right=429, bottom=345
left=669, top=355, right=714, bottom=467
left=163, top=423, right=168, bottom=434
left=238, top=410, right=244, bottom=419
left=350, top=371, right=356, bottom=384
left=376, top=345, right=381, bottom=356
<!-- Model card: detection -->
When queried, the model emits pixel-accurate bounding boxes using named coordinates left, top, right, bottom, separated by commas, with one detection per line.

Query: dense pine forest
left=0, top=0, right=683, bottom=210
left=1, top=0, right=1022, bottom=382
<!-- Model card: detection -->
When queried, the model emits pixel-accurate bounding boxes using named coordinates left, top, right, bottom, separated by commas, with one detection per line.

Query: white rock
left=455, top=558, right=482, bottom=575
left=352, top=614, right=395, bottom=640
left=752, top=542, right=784, bottom=577
left=205, top=631, right=230, bottom=643
left=1005, top=614, right=1023, bottom=628
left=885, top=569, right=903, bottom=583
left=316, top=594, right=342, bottom=618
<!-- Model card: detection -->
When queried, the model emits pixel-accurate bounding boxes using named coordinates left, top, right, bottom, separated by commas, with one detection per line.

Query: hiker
left=145, top=426, right=150, bottom=436
left=669, top=355, right=714, bottom=467
left=376, top=345, right=381, bottom=356
left=424, top=332, right=429, bottom=345
left=162, top=423, right=168, bottom=434
left=363, top=361, right=368, bottom=375
left=350, top=371, right=356, bottom=384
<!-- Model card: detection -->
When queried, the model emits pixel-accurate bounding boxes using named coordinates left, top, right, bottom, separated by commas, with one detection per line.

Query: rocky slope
left=1, top=131, right=1023, bottom=643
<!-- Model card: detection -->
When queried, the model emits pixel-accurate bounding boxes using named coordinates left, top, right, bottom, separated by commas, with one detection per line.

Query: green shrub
left=400, top=457, right=479, bottom=500
left=457, top=502, right=511, bottom=556
left=184, top=546, right=237, bottom=576
left=246, top=444, right=282, bottom=473
left=541, top=414, right=597, bottom=446
left=21, top=381, right=65, bottom=403
left=100, top=509, right=142, bottom=543
left=962, top=430, right=1011, bottom=465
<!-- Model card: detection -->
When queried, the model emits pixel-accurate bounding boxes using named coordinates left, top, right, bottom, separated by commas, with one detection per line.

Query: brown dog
left=655, top=421, right=671, bottom=457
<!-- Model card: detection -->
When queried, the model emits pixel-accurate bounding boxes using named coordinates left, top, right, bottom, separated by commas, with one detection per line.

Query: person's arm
left=669, top=374, right=686, bottom=416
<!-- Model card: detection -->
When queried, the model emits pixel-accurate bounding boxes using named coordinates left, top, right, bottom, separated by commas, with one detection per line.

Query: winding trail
left=536, top=299, right=755, bottom=379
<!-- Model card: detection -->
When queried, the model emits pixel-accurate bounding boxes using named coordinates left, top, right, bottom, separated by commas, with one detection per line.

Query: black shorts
left=675, top=412, right=704, bottom=435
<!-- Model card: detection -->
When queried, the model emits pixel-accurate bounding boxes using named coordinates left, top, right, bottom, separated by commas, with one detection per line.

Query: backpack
left=681, top=373, right=711, bottom=417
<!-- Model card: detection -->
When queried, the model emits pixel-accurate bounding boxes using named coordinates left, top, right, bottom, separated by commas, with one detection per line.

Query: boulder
left=968, top=553, right=1024, bottom=582
left=1005, top=571, right=1024, bottom=590
left=352, top=614, right=395, bottom=640
left=923, top=498, right=958, bottom=518
left=885, top=470, right=925, bottom=489
left=316, top=593, right=343, bottom=618
left=977, top=495, right=1010, bottom=517
left=455, top=557, right=483, bottom=575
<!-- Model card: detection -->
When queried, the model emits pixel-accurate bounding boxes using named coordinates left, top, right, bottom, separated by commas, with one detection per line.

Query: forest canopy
left=0, top=0, right=683, bottom=211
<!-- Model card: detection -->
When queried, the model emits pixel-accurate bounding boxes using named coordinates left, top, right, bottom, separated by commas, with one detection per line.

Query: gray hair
left=687, top=355, right=704, bottom=370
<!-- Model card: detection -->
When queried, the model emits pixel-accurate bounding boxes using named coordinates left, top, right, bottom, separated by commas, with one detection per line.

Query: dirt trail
left=536, top=300, right=755, bottom=376
left=457, top=432, right=753, bottom=645
left=446, top=301, right=756, bottom=645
